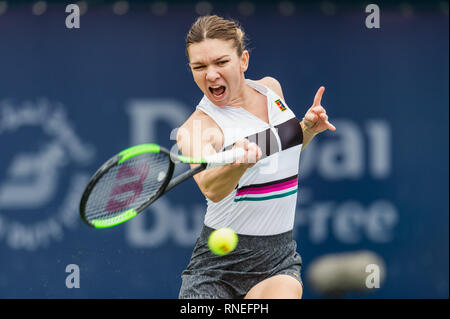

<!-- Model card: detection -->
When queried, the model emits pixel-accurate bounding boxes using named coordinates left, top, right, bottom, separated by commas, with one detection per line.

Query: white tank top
left=196, top=79, right=303, bottom=235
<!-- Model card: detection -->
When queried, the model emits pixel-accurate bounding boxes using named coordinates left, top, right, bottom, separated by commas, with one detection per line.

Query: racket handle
left=205, top=148, right=245, bottom=169
left=164, top=163, right=207, bottom=193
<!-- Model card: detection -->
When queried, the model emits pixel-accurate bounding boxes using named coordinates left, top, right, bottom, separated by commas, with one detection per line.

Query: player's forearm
left=196, top=164, right=248, bottom=203
left=300, top=120, right=316, bottom=150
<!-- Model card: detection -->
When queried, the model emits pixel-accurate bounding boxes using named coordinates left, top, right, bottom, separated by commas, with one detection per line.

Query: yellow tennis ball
left=208, top=227, right=238, bottom=256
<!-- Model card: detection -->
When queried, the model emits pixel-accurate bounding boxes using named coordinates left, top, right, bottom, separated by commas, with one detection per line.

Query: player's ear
left=240, top=50, right=249, bottom=73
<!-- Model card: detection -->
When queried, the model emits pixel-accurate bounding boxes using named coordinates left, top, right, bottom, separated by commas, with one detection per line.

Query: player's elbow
left=197, top=178, right=227, bottom=203
left=201, top=183, right=226, bottom=203
left=205, top=191, right=226, bottom=203
left=194, top=168, right=235, bottom=203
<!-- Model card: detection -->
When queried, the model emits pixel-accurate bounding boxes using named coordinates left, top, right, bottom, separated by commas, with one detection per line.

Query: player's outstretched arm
left=300, top=86, right=336, bottom=150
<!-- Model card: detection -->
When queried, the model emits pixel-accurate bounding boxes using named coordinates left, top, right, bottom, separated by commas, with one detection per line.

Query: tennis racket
left=79, top=143, right=245, bottom=229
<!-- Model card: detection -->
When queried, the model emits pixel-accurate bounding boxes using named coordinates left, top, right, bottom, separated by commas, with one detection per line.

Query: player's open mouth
left=209, top=85, right=226, bottom=99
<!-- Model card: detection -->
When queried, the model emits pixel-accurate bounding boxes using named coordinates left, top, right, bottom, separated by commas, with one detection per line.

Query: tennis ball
left=208, top=227, right=238, bottom=256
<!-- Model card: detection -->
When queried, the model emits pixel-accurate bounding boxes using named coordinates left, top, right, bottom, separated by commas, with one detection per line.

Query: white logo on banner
left=0, top=99, right=94, bottom=250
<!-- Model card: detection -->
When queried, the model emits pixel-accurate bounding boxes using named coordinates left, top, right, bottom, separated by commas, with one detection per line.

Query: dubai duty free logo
left=0, top=99, right=95, bottom=250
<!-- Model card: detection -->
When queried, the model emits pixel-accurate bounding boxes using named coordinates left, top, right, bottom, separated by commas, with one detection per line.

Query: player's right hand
left=232, top=138, right=262, bottom=168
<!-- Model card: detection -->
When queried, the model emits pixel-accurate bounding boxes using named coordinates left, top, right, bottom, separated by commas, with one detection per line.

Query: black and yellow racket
left=79, top=143, right=244, bottom=229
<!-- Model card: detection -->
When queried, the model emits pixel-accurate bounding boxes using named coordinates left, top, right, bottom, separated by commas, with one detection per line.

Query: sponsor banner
left=0, top=5, right=447, bottom=298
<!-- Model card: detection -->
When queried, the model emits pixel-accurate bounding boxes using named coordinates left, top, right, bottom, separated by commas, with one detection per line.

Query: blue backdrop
left=0, top=1, right=448, bottom=298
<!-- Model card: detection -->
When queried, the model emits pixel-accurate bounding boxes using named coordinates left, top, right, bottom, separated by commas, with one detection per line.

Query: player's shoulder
left=256, top=76, right=285, bottom=101
left=180, top=108, right=217, bottom=130
left=177, top=108, right=223, bottom=153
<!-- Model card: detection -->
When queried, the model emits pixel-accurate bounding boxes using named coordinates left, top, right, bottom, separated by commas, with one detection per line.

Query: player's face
left=188, top=39, right=249, bottom=107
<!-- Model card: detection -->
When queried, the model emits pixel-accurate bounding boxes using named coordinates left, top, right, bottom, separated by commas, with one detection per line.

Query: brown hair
left=186, top=15, right=247, bottom=59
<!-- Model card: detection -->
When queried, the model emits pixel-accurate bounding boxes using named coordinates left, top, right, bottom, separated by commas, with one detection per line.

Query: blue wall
left=0, top=2, right=448, bottom=298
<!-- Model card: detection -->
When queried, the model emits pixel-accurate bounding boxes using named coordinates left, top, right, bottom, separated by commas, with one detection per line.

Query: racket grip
left=205, top=148, right=245, bottom=168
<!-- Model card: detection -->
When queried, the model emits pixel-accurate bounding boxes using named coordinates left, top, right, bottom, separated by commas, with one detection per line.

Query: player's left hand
left=302, top=86, right=336, bottom=135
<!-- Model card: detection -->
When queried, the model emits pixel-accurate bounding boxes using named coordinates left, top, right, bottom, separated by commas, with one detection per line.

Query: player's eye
left=217, top=60, right=228, bottom=66
left=192, top=65, right=205, bottom=71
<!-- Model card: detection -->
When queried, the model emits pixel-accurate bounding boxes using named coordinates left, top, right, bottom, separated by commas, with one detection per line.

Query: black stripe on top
left=275, top=117, right=303, bottom=150
left=223, top=117, right=303, bottom=157
left=237, top=174, right=298, bottom=191
left=223, top=128, right=278, bottom=158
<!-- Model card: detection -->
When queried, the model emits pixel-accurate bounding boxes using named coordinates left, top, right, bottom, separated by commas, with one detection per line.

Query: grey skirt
left=179, top=224, right=302, bottom=299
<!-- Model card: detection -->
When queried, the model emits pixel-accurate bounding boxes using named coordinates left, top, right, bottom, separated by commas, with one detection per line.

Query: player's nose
left=205, top=67, right=220, bottom=82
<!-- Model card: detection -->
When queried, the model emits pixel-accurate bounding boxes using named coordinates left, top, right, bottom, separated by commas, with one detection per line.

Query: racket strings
left=83, top=152, right=171, bottom=222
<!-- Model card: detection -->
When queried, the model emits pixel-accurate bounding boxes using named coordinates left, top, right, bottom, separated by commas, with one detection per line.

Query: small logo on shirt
left=275, top=99, right=286, bottom=112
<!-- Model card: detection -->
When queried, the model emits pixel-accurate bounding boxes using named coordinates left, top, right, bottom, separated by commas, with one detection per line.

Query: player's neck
left=228, top=80, right=257, bottom=109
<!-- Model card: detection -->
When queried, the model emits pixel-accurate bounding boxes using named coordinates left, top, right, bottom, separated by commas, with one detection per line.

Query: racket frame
left=80, top=144, right=175, bottom=228
left=80, top=143, right=240, bottom=229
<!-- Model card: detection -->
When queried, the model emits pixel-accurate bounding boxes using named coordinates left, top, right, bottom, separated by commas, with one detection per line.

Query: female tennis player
left=177, top=15, right=336, bottom=299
